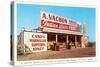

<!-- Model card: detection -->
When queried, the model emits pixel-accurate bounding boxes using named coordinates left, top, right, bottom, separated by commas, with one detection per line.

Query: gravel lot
left=17, top=47, right=96, bottom=61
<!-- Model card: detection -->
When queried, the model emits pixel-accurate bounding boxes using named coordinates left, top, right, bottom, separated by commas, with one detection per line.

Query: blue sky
left=17, top=3, right=96, bottom=42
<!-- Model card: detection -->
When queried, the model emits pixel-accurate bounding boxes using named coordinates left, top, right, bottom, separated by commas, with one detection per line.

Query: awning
left=42, top=28, right=83, bottom=35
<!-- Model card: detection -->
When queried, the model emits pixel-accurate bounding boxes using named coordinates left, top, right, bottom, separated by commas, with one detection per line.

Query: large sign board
left=23, top=32, right=47, bottom=52
left=40, top=12, right=80, bottom=31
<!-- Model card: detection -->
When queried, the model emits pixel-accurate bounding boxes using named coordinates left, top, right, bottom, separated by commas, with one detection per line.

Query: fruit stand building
left=18, top=12, right=88, bottom=52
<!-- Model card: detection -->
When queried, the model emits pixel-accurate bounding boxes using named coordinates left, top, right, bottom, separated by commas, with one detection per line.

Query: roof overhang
left=42, top=28, right=83, bottom=35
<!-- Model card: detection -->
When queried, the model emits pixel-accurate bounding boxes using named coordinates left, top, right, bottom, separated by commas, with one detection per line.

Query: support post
left=56, top=34, right=58, bottom=43
left=75, top=35, right=77, bottom=48
left=66, top=35, right=68, bottom=48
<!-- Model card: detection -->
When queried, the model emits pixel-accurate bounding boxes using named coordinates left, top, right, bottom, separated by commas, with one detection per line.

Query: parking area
left=17, top=47, right=96, bottom=61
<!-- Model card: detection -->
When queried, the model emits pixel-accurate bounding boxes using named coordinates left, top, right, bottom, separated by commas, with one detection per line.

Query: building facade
left=17, top=12, right=88, bottom=52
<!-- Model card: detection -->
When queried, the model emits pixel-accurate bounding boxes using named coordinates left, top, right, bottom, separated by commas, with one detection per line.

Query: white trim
left=13, top=1, right=97, bottom=8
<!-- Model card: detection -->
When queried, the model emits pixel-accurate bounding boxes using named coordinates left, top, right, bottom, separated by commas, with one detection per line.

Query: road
left=17, top=47, right=96, bottom=61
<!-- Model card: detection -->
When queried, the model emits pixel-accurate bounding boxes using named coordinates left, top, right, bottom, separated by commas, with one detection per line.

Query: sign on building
left=23, top=31, right=47, bottom=52
left=40, top=12, right=80, bottom=32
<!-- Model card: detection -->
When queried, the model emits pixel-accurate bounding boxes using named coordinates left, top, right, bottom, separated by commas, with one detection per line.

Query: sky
left=16, top=3, right=96, bottom=42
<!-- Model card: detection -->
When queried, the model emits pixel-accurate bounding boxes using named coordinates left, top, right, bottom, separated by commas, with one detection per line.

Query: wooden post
left=66, top=35, right=68, bottom=44
left=75, top=35, right=77, bottom=48
left=66, top=35, right=68, bottom=48
left=56, top=34, right=58, bottom=43
left=80, top=36, right=82, bottom=47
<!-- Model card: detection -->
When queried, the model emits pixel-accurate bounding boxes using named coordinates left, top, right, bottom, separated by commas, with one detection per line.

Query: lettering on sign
left=41, top=12, right=79, bottom=31
left=24, top=32, right=47, bottom=52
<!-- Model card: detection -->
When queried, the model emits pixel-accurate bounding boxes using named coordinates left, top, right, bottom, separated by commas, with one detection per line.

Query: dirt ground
left=17, top=47, right=96, bottom=61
